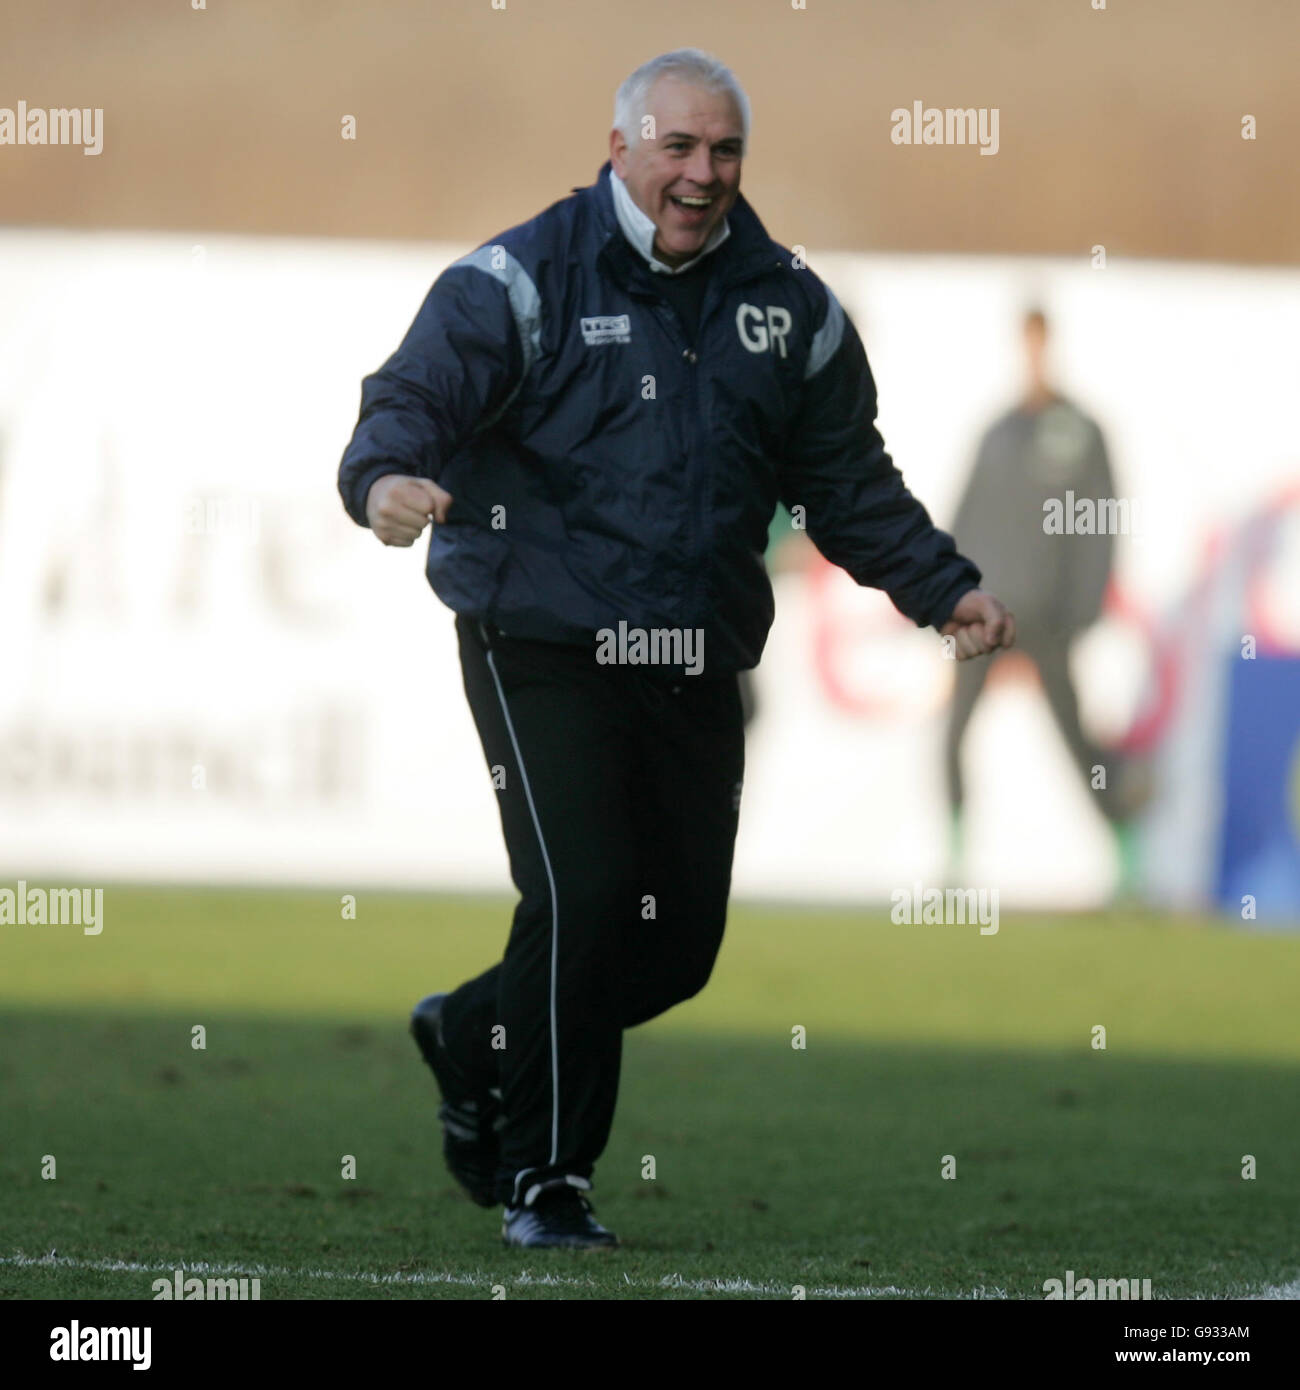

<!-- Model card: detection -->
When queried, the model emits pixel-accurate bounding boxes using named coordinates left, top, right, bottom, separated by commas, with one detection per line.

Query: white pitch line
left=1247, top=1279, right=1300, bottom=1300
left=17, top=1253, right=1292, bottom=1299
left=0, top=1252, right=974, bottom=1300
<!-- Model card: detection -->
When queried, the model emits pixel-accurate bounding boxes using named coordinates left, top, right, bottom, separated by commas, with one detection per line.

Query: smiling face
left=609, top=76, right=744, bottom=269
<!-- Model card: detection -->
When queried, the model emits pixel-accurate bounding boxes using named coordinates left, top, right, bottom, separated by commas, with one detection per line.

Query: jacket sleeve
left=779, top=287, right=981, bottom=630
left=337, top=248, right=530, bottom=527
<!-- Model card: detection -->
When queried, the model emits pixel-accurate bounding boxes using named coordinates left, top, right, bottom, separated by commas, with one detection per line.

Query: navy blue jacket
left=338, top=161, right=980, bottom=672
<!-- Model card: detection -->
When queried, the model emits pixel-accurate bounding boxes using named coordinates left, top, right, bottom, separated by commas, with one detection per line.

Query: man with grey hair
left=339, top=48, right=1013, bottom=1249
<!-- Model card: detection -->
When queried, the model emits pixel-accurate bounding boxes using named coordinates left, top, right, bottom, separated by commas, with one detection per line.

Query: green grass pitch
left=1, top=886, right=1297, bottom=1300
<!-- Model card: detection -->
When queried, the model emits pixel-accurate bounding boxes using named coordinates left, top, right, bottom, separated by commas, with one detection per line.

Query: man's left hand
left=940, top=589, right=1016, bottom=661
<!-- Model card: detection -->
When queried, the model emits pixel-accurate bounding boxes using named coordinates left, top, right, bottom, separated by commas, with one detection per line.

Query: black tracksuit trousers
left=439, top=616, right=745, bottom=1208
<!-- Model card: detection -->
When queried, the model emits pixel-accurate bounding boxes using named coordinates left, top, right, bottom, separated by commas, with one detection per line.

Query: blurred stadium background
left=1, top=0, right=1298, bottom=1300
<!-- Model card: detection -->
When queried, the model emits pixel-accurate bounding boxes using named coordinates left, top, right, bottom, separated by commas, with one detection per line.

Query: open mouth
left=669, top=193, right=714, bottom=222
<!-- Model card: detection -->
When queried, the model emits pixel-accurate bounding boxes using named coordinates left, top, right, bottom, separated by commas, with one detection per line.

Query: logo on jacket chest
left=578, top=304, right=795, bottom=358
left=736, top=303, right=792, bottom=357
left=581, top=314, right=632, bottom=345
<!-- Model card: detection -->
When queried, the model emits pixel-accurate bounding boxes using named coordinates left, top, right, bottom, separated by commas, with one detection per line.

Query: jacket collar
left=608, top=166, right=730, bottom=274
left=587, top=160, right=780, bottom=288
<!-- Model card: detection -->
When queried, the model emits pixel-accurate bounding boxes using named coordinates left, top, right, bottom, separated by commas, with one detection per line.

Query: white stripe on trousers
left=482, top=631, right=561, bottom=1200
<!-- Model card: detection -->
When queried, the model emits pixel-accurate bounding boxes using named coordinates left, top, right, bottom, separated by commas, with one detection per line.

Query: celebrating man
left=338, top=48, right=1014, bottom=1249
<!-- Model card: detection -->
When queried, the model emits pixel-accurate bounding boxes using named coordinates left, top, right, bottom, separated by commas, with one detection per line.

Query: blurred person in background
left=945, top=307, right=1144, bottom=892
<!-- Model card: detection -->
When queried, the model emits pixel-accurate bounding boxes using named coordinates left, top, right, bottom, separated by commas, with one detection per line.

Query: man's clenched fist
left=940, top=588, right=1017, bottom=661
left=366, top=474, right=453, bottom=547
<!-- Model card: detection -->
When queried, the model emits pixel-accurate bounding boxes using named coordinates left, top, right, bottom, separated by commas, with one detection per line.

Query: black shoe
left=410, top=993, right=501, bottom=1208
left=502, top=1176, right=619, bottom=1249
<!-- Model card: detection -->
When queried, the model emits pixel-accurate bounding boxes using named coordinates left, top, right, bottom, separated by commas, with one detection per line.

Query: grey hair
left=613, top=48, right=751, bottom=151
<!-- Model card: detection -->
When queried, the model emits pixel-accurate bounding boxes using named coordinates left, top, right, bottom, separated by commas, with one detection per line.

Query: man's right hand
left=365, top=474, right=454, bottom=547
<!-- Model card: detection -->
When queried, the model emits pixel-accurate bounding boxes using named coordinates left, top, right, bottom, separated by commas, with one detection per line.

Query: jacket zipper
left=631, top=254, right=785, bottom=646
left=682, top=260, right=780, bottom=638
left=631, top=286, right=699, bottom=631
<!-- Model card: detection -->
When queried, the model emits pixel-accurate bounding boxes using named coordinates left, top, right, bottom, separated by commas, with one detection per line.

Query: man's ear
left=609, top=127, right=628, bottom=177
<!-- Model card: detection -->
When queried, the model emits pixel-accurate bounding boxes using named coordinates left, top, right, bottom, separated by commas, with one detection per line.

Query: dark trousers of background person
left=439, top=616, right=745, bottom=1208
left=944, top=619, right=1128, bottom=825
